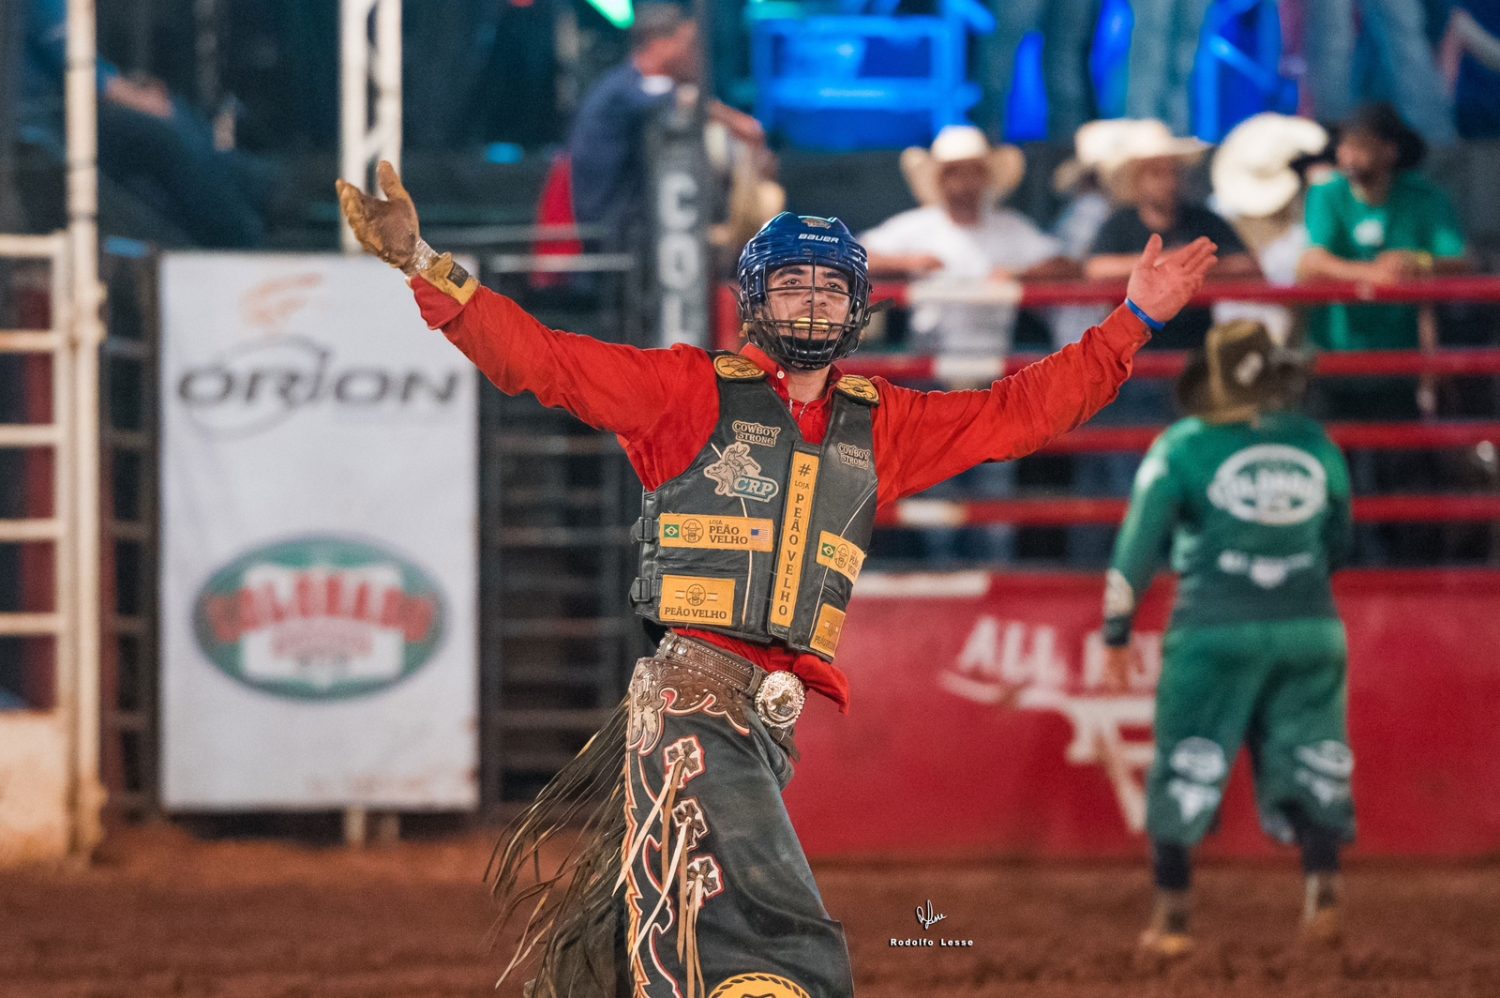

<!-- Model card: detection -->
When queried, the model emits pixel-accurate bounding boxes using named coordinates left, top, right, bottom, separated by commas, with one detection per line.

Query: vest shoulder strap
left=833, top=374, right=880, bottom=405
left=714, top=354, right=769, bottom=381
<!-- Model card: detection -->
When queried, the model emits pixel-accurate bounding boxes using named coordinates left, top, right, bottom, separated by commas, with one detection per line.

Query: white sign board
left=159, top=254, right=478, bottom=809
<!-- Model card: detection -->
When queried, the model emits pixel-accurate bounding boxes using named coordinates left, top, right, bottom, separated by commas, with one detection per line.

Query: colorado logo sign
left=192, top=536, right=445, bottom=700
left=1207, top=444, right=1327, bottom=526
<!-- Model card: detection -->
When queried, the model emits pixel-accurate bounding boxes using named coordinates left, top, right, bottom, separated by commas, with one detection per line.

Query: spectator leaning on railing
left=1067, top=122, right=1262, bottom=565
left=1297, top=102, right=1470, bottom=359
left=1086, top=122, right=1261, bottom=351
left=1052, top=120, right=1148, bottom=265
left=1295, top=103, right=1471, bottom=564
left=1209, top=113, right=1334, bottom=344
left=859, top=125, right=1079, bottom=564
left=1049, top=119, right=1155, bottom=351
left=861, top=124, right=1080, bottom=359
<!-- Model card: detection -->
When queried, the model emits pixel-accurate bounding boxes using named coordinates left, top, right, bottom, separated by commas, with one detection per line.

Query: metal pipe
left=0, top=333, right=66, bottom=352
left=339, top=0, right=402, bottom=252
left=0, top=613, right=66, bottom=636
left=374, top=0, right=402, bottom=174
left=0, top=519, right=65, bottom=541
left=65, top=0, right=106, bottom=856
left=0, top=424, right=64, bottom=447
left=339, top=0, right=366, bottom=252
left=0, top=234, right=74, bottom=255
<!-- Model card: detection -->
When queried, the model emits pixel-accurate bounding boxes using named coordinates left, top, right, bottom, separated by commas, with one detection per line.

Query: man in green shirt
left=1298, top=103, right=1466, bottom=563
left=1102, top=321, right=1355, bottom=957
left=1299, top=103, right=1468, bottom=355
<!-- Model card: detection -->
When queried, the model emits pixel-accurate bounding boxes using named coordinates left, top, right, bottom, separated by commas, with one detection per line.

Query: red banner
left=784, top=570, right=1500, bottom=859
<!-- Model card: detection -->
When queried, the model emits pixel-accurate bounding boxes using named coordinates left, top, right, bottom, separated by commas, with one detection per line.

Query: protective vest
left=630, top=354, right=880, bottom=660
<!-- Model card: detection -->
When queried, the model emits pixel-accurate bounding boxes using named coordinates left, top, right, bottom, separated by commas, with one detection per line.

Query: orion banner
left=159, top=254, right=478, bottom=809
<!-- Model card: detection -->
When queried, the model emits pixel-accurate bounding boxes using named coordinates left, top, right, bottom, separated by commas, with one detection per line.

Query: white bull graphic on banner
left=938, top=616, right=1162, bottom=833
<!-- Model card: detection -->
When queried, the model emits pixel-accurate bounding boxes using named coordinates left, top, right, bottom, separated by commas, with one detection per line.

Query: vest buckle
left=630, top=576, right=657, bottom=604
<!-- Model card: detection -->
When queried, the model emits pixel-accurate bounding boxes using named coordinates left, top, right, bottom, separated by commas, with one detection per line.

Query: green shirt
left=1303, top=172, right=1466, bottom=351
left=1103, top=413, right=1352, bottom=645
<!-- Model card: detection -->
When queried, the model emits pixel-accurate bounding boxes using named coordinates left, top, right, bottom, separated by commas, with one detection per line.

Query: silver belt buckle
left=754, top=671, right=806, bottom=730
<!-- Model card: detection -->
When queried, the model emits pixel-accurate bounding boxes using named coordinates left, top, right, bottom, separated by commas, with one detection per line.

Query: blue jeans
left=1304, top=0, right=1457, bottom=146
left=1125, top=0, right=1215, bottom=134
left=987, top=0, right=1103, bottom=137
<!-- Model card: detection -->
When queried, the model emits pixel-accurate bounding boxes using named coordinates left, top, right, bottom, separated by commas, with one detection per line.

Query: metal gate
left=474, top=246, right=652, bottom=808
left=0, top=232, right=102, bottom=859
left=98, top=246, right=160, bottom=817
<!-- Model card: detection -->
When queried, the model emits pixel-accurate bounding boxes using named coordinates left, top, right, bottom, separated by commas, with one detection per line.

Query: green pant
left=1146, top=618, right=1355, bottom=847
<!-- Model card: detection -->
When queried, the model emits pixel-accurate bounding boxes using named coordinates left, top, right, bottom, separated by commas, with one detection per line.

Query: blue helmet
left=735, top=212, right=872, bottom=370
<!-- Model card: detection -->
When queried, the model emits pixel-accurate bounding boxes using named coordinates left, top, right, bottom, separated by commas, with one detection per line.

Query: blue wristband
left=1125, top=298, right=1165, bottom=332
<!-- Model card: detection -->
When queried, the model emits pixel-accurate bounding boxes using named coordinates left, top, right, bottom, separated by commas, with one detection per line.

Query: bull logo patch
left=704, top=442, right=781, bottom=503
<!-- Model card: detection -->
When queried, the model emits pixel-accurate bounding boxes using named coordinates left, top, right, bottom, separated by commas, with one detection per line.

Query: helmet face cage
left=736, top=214, right=872, bottom=371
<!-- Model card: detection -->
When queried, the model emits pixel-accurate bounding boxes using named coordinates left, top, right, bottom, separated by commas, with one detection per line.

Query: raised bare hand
left=335, top=161, right=421, bottom=271
left=1124, top=234, right=1218, bottom=327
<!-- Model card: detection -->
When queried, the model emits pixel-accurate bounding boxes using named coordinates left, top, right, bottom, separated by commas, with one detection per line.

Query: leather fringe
left=485, top=697, right=630, bottom=998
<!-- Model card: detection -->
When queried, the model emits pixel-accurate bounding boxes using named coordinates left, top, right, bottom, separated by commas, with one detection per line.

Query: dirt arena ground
left=1, top=824, right=1496, bottom=998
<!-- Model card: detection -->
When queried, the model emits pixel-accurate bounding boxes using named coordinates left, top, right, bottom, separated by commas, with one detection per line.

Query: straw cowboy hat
left=1100, top=120, right=1209, bottom=203
left=1052, top=118, right=1160, bottom=195
left=1176, top=319, right=1310, bottom=422
left=899, top=125, right=1026, bottom=207
left=1211, top=113, right=1330, bottom=219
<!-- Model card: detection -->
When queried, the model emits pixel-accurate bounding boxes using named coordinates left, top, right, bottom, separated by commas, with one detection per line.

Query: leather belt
left=656, top=633, right=807, bottom=738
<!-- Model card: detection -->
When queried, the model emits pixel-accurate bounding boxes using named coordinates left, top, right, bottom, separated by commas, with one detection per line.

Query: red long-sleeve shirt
left=413, top=278, right=1150, bottom=710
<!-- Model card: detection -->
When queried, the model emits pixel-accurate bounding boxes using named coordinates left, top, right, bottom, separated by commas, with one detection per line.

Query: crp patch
left=192, top=536, right=445, bottom=700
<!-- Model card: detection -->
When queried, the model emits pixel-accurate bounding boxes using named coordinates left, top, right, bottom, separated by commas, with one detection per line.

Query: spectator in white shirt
left=860, top=125, right=1079, bottom=360
left=860, top=126, right=1078, bottom=566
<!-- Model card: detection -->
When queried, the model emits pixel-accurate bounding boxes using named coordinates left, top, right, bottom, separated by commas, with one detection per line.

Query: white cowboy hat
left=1051, top=118, right=1158, bottom=194
left=1099, top=120, right=1209, bottom=202
left=899, top=125, right=1026, bottom=207
left=1211, top=113, right=1330, bottom=219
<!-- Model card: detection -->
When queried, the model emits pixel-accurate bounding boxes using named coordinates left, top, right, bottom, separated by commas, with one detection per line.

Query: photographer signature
left=915, top=899, right=946, bottom=930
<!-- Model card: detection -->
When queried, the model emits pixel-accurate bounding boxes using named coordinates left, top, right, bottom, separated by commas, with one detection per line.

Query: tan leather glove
left=335, top=160, right=428, bottom=272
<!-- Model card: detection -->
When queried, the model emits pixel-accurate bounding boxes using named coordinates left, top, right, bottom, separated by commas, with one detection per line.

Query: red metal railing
left=714, top=277, right=1500, bottom=529
left=1039, top=422, right=1499, bottom=454
left=877, top=495, right=1500, bottom=528
left=713, top=276, right=1500, bottom=352
left=870, top=275, right=1500, bottom=308
left=839, top=348, right=1500, bottom=382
